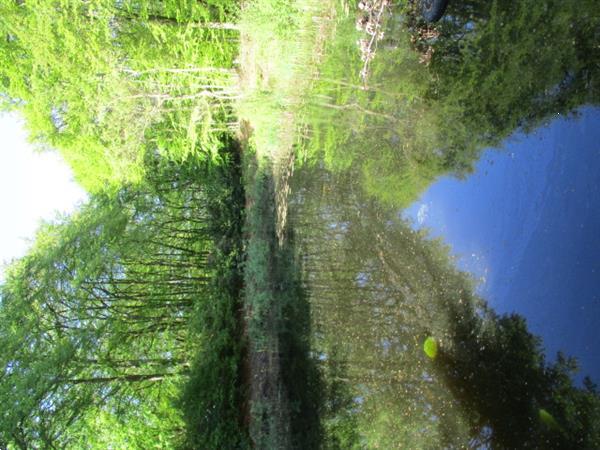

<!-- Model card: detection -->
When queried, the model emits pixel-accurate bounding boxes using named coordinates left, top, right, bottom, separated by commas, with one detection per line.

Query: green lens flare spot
left=423, top=336, right=438, bottom=359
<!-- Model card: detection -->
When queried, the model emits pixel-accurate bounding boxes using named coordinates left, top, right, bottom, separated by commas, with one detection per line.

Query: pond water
left=284, top=0, right=600, bottom=447
left=404, top=106, right=600, bottom=383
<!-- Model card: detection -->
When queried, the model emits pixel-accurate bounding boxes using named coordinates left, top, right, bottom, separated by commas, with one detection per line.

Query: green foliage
left=288, top=164, right=600, bottom=449
left=1, top=0, right=598, bottom=447
left=422, top=0, right=600, bottom=171
left=299, top=12, right=447, bottom=209
left=0, top=0, right=240, bottom=191
left=321, top=347, right=362, bottom=450
left=237, top=0, right=336, bottom=161
left=295, top=0, right=600, bottom=208
left=242, top=154, right=323, bottom=449
left=179, top=140, right=250, bottom=449
left=436, top=306, right=600, bottom=448
left=0, top=153, right=233, bottom=448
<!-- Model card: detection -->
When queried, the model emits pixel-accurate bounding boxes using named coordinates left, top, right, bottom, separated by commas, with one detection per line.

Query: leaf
left=423, top=336, right=438, bottom=359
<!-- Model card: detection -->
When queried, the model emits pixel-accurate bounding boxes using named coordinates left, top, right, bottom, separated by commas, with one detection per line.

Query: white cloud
left=417, top=203, right=429, bottom=225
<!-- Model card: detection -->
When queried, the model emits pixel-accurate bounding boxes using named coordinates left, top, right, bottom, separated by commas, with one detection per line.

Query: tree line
left=0, top=149, right=245, bottom=448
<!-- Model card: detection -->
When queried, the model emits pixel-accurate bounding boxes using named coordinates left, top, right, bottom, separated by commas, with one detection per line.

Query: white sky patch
left=0, top=112, right=87, bottom=277
left=416, top=203, right=429, bottom=225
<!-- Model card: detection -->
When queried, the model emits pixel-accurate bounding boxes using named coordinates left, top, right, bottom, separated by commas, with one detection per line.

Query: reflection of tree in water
left=305, top=0, right=600, bottom=208
left=418, top=0, right=600, bottom=172
left=243, top=168, right=323, bottom=449
left=289, top=167, right=600, bottom=448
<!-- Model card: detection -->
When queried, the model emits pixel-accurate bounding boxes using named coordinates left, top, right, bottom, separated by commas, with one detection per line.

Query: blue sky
left=0, top=112, right=87, bottom=278
left=404, top=107, right=600, bottom=383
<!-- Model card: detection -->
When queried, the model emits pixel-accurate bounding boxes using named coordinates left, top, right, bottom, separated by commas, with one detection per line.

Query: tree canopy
left=0, top=0, right=240, bottom=191
left=0, top=152, right=239, bottom=448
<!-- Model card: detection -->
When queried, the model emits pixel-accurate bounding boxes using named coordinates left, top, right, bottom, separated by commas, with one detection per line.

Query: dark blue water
left=404, top=107, right=600, bottom=382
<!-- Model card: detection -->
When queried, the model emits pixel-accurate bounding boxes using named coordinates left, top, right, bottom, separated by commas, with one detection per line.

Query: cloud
left=417, top=203, right=429, bottom=225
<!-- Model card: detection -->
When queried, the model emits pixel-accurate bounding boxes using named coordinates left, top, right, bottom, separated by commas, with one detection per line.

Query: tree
left=301, top=0, right=600, bottom=208
left=0, top=155, right=219, bottom=448
left=0, top=0, right=240, bottom=191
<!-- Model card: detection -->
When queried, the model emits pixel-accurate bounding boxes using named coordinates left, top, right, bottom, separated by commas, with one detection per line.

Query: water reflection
left=244, top=166, right=322, bottom=448
left=404, top=107, right=600, bottom=383
left=301, top=0, right=600, bottom=209
left=279, top=0, right=600, bottom=447
left=289, top=167, right=599, bottom=447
